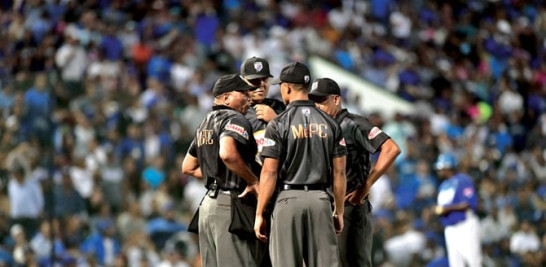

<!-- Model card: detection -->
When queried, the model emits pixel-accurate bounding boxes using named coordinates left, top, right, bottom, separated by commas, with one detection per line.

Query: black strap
left=207, top=179, right=240, bottom=192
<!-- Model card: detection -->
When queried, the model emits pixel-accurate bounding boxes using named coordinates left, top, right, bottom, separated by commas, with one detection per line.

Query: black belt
left=282, top=184, right=327, bottom=191
left=207, top=182, right=238, bottom=198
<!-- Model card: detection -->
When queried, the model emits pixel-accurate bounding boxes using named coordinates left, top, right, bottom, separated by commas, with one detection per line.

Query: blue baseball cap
left=434, top=153, right=457, bottom=170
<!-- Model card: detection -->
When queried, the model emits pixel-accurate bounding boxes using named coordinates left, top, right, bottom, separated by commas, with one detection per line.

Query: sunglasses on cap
left=247, top=77, right=268, bottom=86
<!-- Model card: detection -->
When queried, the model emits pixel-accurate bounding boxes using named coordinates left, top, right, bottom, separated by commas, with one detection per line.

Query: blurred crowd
left=0, top=0, right=544, bottom=266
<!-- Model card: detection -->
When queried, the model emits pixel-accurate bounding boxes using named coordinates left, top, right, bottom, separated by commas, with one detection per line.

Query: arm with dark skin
left=254, top=157, right=279, bottom=242
left=346, top=139, right=401, bottom=205
left=181, top=153, right=202, bottom=179
left=434, top=202, right=470, bottom=216
left=219, top=136, right=259, bottom=197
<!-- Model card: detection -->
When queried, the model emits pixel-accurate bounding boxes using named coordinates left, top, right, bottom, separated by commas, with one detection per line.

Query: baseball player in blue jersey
left=434, top=153, right=482, bottom=267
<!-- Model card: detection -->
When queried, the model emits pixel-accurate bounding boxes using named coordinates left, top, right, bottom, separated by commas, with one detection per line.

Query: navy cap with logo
left=309, top=78, right=341, bottom=97
left=212, top=73, right=257, bottom=97
left=240, top=57, right=273, bottom=80
left=271, top=62, right=311, bottom=85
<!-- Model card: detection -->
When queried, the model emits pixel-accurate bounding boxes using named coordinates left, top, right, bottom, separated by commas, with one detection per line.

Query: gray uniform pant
left=199, top=193, right=258, bottom=267
left=269, top=190, right=339, bottom=267
left=338, top=199, right=373, bottom=267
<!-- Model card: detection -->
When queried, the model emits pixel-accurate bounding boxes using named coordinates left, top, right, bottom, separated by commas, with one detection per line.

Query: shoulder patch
left=463, top=187, right=474, bottom=197
left=226, top=123, right=249, bottom=139
left=339, top=138, right=346, bottom=146
left=263, top=138, right=276, bottom=147
left=368, top=127, right=383, bottom=140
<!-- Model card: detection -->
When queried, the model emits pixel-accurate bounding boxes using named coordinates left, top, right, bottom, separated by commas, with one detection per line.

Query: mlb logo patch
left=254, top=62, right=263, bottom=72
left=463, top=187, right=474, bottom=197
left=339, top=138, right=346, bottom=146
left=311, top=81, right=318, bottom=90
left=304, top=75, right=310, bottom=83
left=302, top=107, right=310, bottom=116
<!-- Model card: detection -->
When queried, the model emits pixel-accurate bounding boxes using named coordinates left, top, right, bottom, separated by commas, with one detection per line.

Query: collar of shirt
left=335, top=109, right=349, bottom=124
left=212, top=105, right=235, bottom=111
left=287, top=100, right=315, bottom=108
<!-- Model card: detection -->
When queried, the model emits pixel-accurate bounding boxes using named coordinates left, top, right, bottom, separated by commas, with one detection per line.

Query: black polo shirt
left=245, top=98, right=286, bottom=165
left=261, top=100, right=347, bottom=185
left=335, top=109, right=390, bottom=193
left=188, top=105, right=258, bottom=191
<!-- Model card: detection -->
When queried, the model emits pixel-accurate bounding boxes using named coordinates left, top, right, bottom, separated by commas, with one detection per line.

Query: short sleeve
left=188, top=138, right=197, bottom=157
left=332, top=123, right=348, bottom=158
left=354, top=117, right=390, bottom=154
left=220, top=116, right=253, bottom=145
left=261, top=120, right=282, bottom=159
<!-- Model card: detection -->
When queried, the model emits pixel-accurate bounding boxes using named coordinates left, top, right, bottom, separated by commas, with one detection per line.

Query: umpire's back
left=257, top=61, right=347, bottom=266
left=194, top=107, right=257, bottom=190
left=262, top=100, right=346, bottom=186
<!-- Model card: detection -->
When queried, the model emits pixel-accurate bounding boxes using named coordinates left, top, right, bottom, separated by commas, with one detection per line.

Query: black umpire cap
left=309, top=78, right=341, bottom=96
left=240, top=57, right=273, bottom=80
left=271, top=62, right=311, bottom=85
left=212, top=74, right=257, bottom=97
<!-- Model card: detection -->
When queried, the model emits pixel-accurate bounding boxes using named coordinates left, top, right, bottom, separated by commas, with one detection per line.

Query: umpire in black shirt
left=254, top=62, right=348, bottom=267
left=240, top=57, right=285, bottom=267
left=182, top=73, right=260, bottom=267
left=240, top=57, right=286, bottom=166
left=309, top=78, right=401, bottom=267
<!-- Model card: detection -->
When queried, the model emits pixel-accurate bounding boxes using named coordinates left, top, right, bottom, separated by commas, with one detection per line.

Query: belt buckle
left=208, top=184, right=219, bottom=198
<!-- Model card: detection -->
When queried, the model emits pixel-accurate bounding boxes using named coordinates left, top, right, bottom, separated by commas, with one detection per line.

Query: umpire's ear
left=220, top=92, right=232, bottom=105
left=282, top=82, right=291, bottom=96
left=333, top=95, right=341, bottom=106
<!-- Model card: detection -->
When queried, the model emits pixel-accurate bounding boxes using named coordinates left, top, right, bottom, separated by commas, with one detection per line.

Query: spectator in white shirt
left=85, top=138, right=107, bottom=174
left=510, top=220, right=541, bottom=254
left=480, top=208, right=510, bottom=244
left=70, top=157, right=94, bottom=201
left=55, top=32, right=88, bottom=97
left=8, top=165, right=44, bottom=238
left=384, top=216, right=426, bottom=266
left=30, top=220, right=66, bottom=263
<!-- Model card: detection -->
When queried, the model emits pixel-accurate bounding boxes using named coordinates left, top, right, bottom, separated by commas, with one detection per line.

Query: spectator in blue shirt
left=0, top=84, right=15, bottom=111
left=23, top=73, right=50, bottom=143
left=116, top=123, right=145, bottom=168
left=142, top=156, right=166, bottom=190
left=54, top=172, right=85, bottom=217
left=147, top=202, right=186, bottom=249
left=194, top=4, right=219, bottom=49
left=147, top=50, right=172, bottom=84
left=100, top=25, right=123, bottom=62
left=80, top=219, right=121, bottom=266
left=23, top=73, right=50, bottom=119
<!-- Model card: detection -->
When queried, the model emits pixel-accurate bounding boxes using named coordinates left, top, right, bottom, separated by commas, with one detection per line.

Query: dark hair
left=290, top=83, right=309, bottom=92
